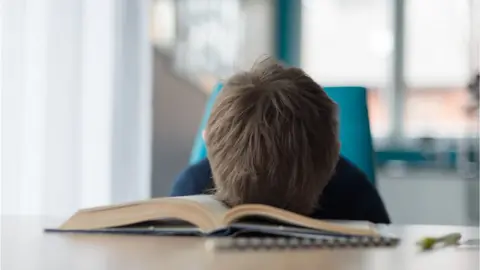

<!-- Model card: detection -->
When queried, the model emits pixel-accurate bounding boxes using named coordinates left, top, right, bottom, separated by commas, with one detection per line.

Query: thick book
left=47, top=195, right=388, bottom=239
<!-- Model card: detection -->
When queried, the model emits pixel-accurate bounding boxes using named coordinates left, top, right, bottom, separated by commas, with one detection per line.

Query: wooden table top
left=1, top=217, right=478, bottom=270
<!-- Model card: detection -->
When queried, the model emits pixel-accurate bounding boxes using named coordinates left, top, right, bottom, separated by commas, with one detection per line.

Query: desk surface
left=2, top=217, right=478, bottom=270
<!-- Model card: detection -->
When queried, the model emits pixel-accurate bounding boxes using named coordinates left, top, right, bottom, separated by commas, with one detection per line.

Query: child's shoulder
left=335, top=157, right=369, bottom=182
left=186, top=158, right=212, bottom=175
left=325, top=157, right=390, bottom=224
left=170, top=158, right=213, bottom=196
left=327, top=156, right=375, bottom=194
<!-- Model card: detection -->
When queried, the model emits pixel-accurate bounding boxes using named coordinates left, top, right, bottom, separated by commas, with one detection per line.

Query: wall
left=151, top=51, right=207, bottom=197
left=239, top=0, right=275, bottom=69
left=378, top=170, right=479, bottom=226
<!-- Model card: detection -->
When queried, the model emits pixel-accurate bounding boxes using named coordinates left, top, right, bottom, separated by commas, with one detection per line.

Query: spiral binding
left=206, top=236, right=400, bottom=251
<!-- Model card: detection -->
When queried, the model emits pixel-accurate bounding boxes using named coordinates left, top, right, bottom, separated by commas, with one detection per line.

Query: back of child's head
left=205, top=57, right=340, bottom=215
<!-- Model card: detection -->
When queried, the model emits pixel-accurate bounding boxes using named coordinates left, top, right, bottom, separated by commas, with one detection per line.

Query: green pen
left=417, top=233, right=462, bottom=250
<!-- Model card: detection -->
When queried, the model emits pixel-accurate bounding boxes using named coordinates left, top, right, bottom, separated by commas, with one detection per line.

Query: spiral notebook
left=206, top=223, right=400, bottom=250
left=207, top=234, right=400, bottom=251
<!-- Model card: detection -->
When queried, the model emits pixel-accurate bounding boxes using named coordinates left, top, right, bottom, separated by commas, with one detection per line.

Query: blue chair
left=189, top=84, right=376, bottom=184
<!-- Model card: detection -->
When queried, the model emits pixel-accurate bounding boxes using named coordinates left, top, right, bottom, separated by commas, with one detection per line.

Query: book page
left=176, top=195, right=230, bottom=225
left=58, top=195, right=230, bottom=232
left=224, top=204, right=379, bottom=236
left=320, top=220, right=375, bottom=231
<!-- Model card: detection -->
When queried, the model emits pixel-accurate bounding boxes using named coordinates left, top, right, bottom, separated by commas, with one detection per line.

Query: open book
left=48, top=195, right=382, bottom=238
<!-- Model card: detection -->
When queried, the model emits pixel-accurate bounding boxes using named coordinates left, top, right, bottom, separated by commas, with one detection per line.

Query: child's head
left=205, top=58, right=340, bottom=215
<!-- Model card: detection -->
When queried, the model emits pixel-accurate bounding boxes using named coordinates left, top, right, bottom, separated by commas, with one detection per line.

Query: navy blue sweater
left=170, top=157, right=390, bottom=224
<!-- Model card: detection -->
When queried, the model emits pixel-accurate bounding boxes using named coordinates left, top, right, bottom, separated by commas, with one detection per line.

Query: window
left=404, top=0, right=472, bottom=138
left=405, top=0, right=470, bottom=87
left=301, top=0, right=392, bottom=137
left=302, top=0, right=475, bottom=139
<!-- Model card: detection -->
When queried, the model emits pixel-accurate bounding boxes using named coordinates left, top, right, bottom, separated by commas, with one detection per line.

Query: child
left=170, top=58, right=390, bottom=224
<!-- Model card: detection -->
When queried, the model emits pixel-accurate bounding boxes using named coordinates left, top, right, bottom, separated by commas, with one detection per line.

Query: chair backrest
left=189, top=84, right=376, bottom=184
left=324, top=86, right=376, bottom=183
left=189, top=83, right=223, bottom=165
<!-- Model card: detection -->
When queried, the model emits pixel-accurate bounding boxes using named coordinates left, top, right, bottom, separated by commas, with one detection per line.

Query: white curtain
left=1, top=0, right=152, bottom=217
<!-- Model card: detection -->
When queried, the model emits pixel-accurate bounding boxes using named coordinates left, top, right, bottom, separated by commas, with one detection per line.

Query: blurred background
left=2, top=0, right=479, bottom=226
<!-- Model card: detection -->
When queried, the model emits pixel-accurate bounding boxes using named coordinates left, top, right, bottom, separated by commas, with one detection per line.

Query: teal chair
left=324, top=86, right=376, bottom=184
left=189, top=83, right=223, bottom=165
left=189, top=84, right=376, bottom=184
